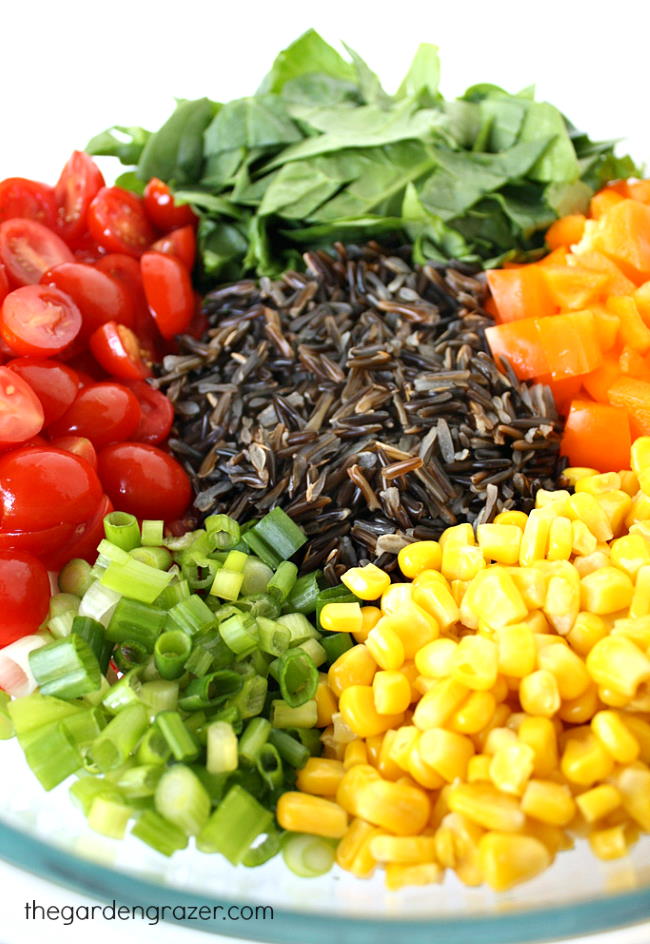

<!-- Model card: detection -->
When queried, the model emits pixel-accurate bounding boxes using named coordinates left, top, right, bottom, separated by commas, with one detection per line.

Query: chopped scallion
left=29, top=636, right=101, bottom=700
left=141, top=520, right=164, bottom=547
left=104, top=512, right=141, bottom=552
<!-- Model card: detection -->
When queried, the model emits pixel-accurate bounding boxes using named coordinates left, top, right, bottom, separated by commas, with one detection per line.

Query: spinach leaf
left=342, top=43, right=392, bottom=107
left=86, top=126, right=151, bottom=165
left=396, top=44, right=441, bottom=104
left=203, top=96, right=301, bottom=156
left=281, top=74, right=360, bottom=106
left=137, top=98, right=217, bottom=185
left=258, top=30, right=356, bottom=95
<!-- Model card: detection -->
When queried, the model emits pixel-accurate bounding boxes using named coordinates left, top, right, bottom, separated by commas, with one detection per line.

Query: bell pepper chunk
left=536, top=310, right=603, bottom=380
left=545, top=214, right=586, bottom=251
left=561, top=400, right=631, bottom=472
left=570, top=251, right=635, bottom=297
left=607, top=296, right=650, bottom=353
left=540, top=265, right=609, bottom=310
left=484, top=318, right=549, bottom=381
left=582, top=356, right=622, bottom=403
left=590, top=188, right=626, bottom=220
left=608, top=376, right=650, bottom=437
left=599, top=199, right=650, bottom=282
left=486, top=266, right=554, bottom=323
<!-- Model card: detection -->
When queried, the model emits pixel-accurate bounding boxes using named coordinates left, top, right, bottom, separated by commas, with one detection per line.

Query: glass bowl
left=0, top=738, right=648, bottom=944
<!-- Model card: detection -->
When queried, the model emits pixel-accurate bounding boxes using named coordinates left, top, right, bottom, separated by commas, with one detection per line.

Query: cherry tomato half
left=0, top=219, right=74, bottom=286
left=0, top=445, right=103, bottom=532
left=0, top=550, right=50, bottom=644
left=126, top=380, right=174, bottom=445
left=49, top=435, right=97, bottom=468
left=55, top=151, right=105, bottom=245
left=88, top=187, right=156, bottom=258
left=0, top=178, right=57, bottom=229
left=0, top=366, right=44, bottom=446
left=0, top=519, right=77, bottom=566
left=47, top=493, right=113, bottom=570
left=152, top=224, right=196, bottom=271
left=0, top=264, right=8, bottom=306
left=1, top=285, right=82, bottom=357
left=89, top=322, right=152, bottom=381
left=72, top=231, right=106, bottom=264
left=141, top=251, right=193, bottom=339
left=41, top=263, right=135, bottom=336
left=48, top=382, right=141, bottom=448
left=7, top=358, right=79, bottom=425
left=144, top=178, right=196, bottom=231
left=98, top=442, right=191, bottom=521
left=93, top=254, right=162, bottom=357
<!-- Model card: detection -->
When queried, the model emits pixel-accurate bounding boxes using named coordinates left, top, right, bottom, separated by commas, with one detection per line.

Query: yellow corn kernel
left=544, top=572, right=580, bottom=635
left=354, top=606, right=382, bottom=643
left=619, top=470, right=639, bottom=495
left=461, top=569, right=528, bottom=630
left=412, top=572, right=460, bottom=631
left=467, top=754, right=492, bottom=782
left=477, top=523, right=522, bottom=565
left=630, top=565, right=650, bottom=619
left=277, top=792, right=348, bottom=838
left=336, top=764, right=381, bottom=816
left=365, top=734, right=383, bottom=768
left=327, top=644, right=377, bottom=698
left=403, top=740, right=443, bottom=790
left=398, top=540, right=442, bottom=579
left=624, top=715, right=650, bottom=763
left=413, top=678, right=469, bottom=731
left=341, top=563, right=391, bottom=601
left=342, top=739, right=368, bottom=770
left=366, top=621, right=405, bottom=671
left=441, top=544, right=485, bottom=582
left=419, top=728, right=474, bottom=782
left=495, top=623, right=536, bottom=679
left=576, top=784, right=621, bottom=823
left=451, top=636, right=498, bottom=691
left=338, top=685, right=404, bottom=739
left=561, top=731, right=614, bottom=787
left=527, top=821, right=573, bottom=857
left=567, top=613, right=609, bottom=656
left=521, top=779, right=576, bottom=826
left=415, top=637, right=457, bottom=679
left=296, top=757, right=346, bottom=796
left=612, top=616, right=650, bottom=649
left=450, top=579, right=470, bottom=606
left=448, top=691, right=496, bottom=735
left=568, top=492, right=614, bottom=542
left=538, top=643, right=590, bottom=700
left=588, top=825, right=629, bottom=860
left=484, top=727, right=518, bottom=756
left=519, top=509, right=551, bottom=565
left=520, top=669, right=561, bottom=717
left=376, top=730, right=402, bottom=781
left=384, top=862, right=443, bottom=890
left=388, top=725, right=420, bottom=771
left=373, top=670, right=411, bottom=716
left=558, top=683, right=600, bottom=724
left=491, top=675, right=509, bottom=703
left=400, top=660, right=420, bottom=703
left=315, top=676, right=337, bottom=727
left=434, top=812, right=484, bottom=886
left=598, top=686, right=630, bottom=708
left=380, top=583, right=412, bottom=616
left=571, top=523, right=599, bottom=559
left=479, top=832, right=552, bottom=891
left=523, top=610, right=552, bottom=634
left=591, top=710, right=640, bottom=764
left=626, top=492, right=650, bottom=529
left=506, top=567, right=548, bottom=610
left=562, top=467, right=599, bottom=486
left=381, top=606, right=439, bottom=660
left=494, top=510, right=528, bottom=530
left=631, top=436, right=650, bottom=476
left=518, top=717, right=558, bottom=777
left=355, top=777, right=431, bottom=836
left=596, top=490, right=633, bottom=535
left=489, top=743, right=535, bottom=796
left=320, top=602, right=362, bottom=634
left=448, top=783, right=525, bottom=832
left=439, top=523, right=475, bottom=549
left=472, top=703, right=511, bottom=753
left=545, top=516, right=573, bottom=562
left=610, top=534, right=650, bottom=579
left=586, top=636, right=650, bottom=698
left=580, top=567, right=634, bottom=615
left=370, top=834, right=438, bottom=865
left=336, top=818, right=381, bottom=877
left=536, top=488, right=572, bottom=511
left=611, top=765, right=650, bottom=831
left=575, top=472, right=621, bottom=495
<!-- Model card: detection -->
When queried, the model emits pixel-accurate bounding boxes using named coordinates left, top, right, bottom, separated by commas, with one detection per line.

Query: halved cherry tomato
left=0, top=264, right=8, bottom=305
left=141, top=251, right=193, bottom=339
left=41, top=263, right=135, bottom=335
left=0, top=550, right=50, bottom=644
left=0, top=445, right=103, bottom=532
left=95, top=253, right=144, bottom=297
left=1, top=285, right=82, bottom=357
left=48, top=381, right=141, bottom=448
left=0, top=519, right=77, bottom=566
left=73, top=232, right=106, bottom=264
left=144, top=178, right=196, bottom=231
left=49, top=435, right=97, bottom=468
left=0, top=219, right=74, bottom=286
left=98, top=442, right=191, bottom=521
left=0, top=178, right=57, bottom=229
left=7, top=358, right=79, bottom=425
left=0, top=366, right=44, bottom=446
left=126, top=380, right=174, bottom=445
left=94, top=253, right=163, bottom=358
left=88, top=187, right=156, bottom=258
left=48, top=493, right=113, bottom=570
left=152, top=224, right=196, bottom=271
left=89, top=321, right=152, bottom=381
left=55, top=151, right=105, bottom=245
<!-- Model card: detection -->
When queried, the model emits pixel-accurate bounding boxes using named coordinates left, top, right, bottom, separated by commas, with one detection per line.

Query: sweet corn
left=355, top=778, right=430, bottom=836
left=476, top=523, right=522, bottom=565
left=610, top=534, right=650, bottom=578
left=609, top=765, right=650, bottom=831
left=385, top=862, right=443, bottom=890
left=591, top=710, right=640, bottom=763
left=380, top=582, right=413, bottom=614
left=370, top=834, right=438, bottom=864
left=567, top=613, right=609, bottom=656
left=489, top=743, right=535, bottom=796
left=520, top=779, right=576, bottom=826
left=588, top=825, right=628, bottom=860
left=484, top=727, right=518, bottom=756
left=629, top=565, right=650, bottom=619
left=296, top=758, right=346, bottom=797
left=538, top=643, right=590, bottom=700
left=415, top=637, right=457, bottom=679
left=451, top=635, right=498, bottom=691
left=575, top=472, right=621, bottom=495
left=388, top=725, right=420, bottom=771
left=339, top=686, right=404, bottom=739
left=612, top=616, right=650, bottom=649
left=520, top=670, right=561, bottom=718
left=327, top=645, right=377, bottom=697
left=494, top=509, right=528, bottom=530
left=365, top=734, right=383, bottom=767
left=597, top=490, right=633, bottom=535
left=467, top=754, right=492, bottom=782
left=506, top=567, right=548, bottom=609
left=544, top=571, right=580, bottom=635
left=580, top=567, right=634, bottom=615
left=519, top=509, right=551, bottom=565
left=398, top=541, right=442, bottom=579
left=315, top=675, right=338, bottom=727
left=320, top=602, right=363, bottom=634
left=546, top=516, right=573, bottom=561
left=567, top=493, right=613, bottom=542
left=379, top=606, right=439, bottom=659
left=413, top=679, right=469, bottom=731
left=496, top=623, right=536, bottom=678
left=434, top=812, right=484, bottom=886
left=461, top=569, right=528, bottom=629
left=377, top=730, right=402, bottom=781
left=620, top=470, right=639, bottom=495
left=412, top=572, right=460, bottom=630
left=576, top=784, right=621, bottom=823
left=407, top=741, right=445, bottom=790
left=373, top=670, right=412, bottom=716
left=557, top=683, right=600, bottom=724
left=472, top=704, right=512, bottom=753
left=343, top=739, right=368, bottom=770
left=441, top=542, right=485, bottom=582
left=439, top=523, right=475, bottom=549
left=277, top=792, right=348, bottom=838
left=336, top=818, right=381, bottom=877
left=623, top=715, right=650, bottom=763
left=366, top=621, right=406, bottom=671
left=419, top=728, right=474, bottom=782
left=448, top=691, right=497, bottom=735
left=571, top=521, right=599, bottom=557
left=631, top=436, right=650, bottom=477
left=336, top=765, right=381, bottom=816
left=448, top=783, right=525, bottom=832
left=341, top=563, right=391, bottom=601
left=626, top=493, right=650, bottom=530
left=586, top=636, right=650, bottom=699
left=354, top=606, right=382, bottom=642
left=562, top=467, right=599, bottom=486
left=479, top=832, right=551, bottom=891
left=561, top=731, right=614, bottom=787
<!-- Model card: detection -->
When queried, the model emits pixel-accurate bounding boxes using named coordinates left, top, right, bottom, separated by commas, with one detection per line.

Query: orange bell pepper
left=599, top=199, right=650, bottom=282
left=537, top=247, right=569, bottom=268
left=590, top=189, right=626, bottom=220
left=627, top=180, right=650, bottom=204
left=486, top=266, right=554, bottom=323
left=539, top=374, right=583, bottom=411
left=607, top=296, right=650, bottom=353
left=591, top=305, right=620, bottom=351
left=561, top=400, right=631, bottom=472
left=634, top=282, right=650, bottom=325
left=619, top=346, right=650, bottom=379
left=608, top=376, right=650, bottom=437
left=545, top=214, right=586, bottom=250
left=582, top=356, right=622, bottom=403
left=571, top=251, right=635, bottom=297
left=484, top=318, right=548, bottom=380
left=535, top=310, right=603, bottom=380
left=540, top=265, right=609, bottom=310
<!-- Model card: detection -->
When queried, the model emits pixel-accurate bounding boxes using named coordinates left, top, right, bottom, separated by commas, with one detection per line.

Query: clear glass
left=0, top=739, right=649, bottom=943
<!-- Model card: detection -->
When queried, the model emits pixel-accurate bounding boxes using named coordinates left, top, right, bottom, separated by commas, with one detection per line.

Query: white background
left=1, top=1, right=650, bottom=942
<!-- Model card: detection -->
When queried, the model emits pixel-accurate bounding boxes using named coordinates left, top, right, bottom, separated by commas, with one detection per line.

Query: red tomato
left=141, top=251, right=193, bottom=339
left=48, top=382, right=141, bottom=448
left=47, top=493, right=113, bottom=570
left=55, top=151, right=105, bottom=245
left=89, top=322, right=152, bottom=381
left=0, top=445, right=102, bottom=532
left=41, top=263, right=135, bottom=335
left=98, top=442, right=191, bottom=521
left=0, top=219, right=74, bottom=286
left=93, top=253, right=163, bottom=358
left=0, top=550, right=50, bottom=644
left=152, top=224, right=196, bottom=271
left=144, top=178, right=196, bottom=231
left=126, top=380, right=174, bottom=445
left=1, top=286, right=82, bottom=357
left=0, top=178, right=57, bottom=229
left=0, top=366, right=44, bottom=446
left=186, top=303, right=209, bottom=341
left=7, top=358, right=79, bottom=425
left=88, top=187, right=156, bottom=258
left=0, top=264, right=8, bottom=306
left=49, top=435, right=97, bottom=467
left=73, top=231, right=106, bottom=264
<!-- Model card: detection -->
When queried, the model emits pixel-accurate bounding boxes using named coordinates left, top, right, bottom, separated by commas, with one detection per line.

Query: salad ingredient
left=140, top=252, right=194, bottom=338
left=0, top=178, right=57, bottom=228
left=560, top=400, right=631, bottom=472
left=0, top=219, right=74, bottom=285
left=97, top=443, right=192, bottom=521
left=88, top=31, right=636, bottom=279
left=50, top=435, right=97, bottom=468
left=164, top=244, right=562, bottom=580
left=126, top=380, right=174, bottom=445
left=0, top=550, right=50, bottom=645
left=0, top=635, right=47, bottom=699
left=0, top=367, right=44, bottom=446
left=152, top=225, right=196, bottom=271
left=1, top=285, right=82, bottom=356
left=89, top=323, right=152, bottom=381
left=7, top=359, right=79, bottom=426
left=143, top=178, right=196, bottom=232
left=49, top=382, right=141, bottom=448
left=41, top=263, right=136, bottom=335
left=87, top=187, right=156, bottom=258
left=55, top=151, right=106, bottom=245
